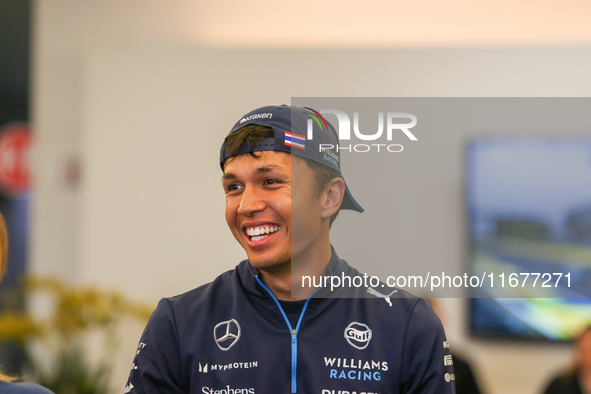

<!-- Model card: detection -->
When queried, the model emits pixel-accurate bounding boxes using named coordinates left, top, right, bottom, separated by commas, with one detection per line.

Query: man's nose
left=237, top=186, right=266, bottom=216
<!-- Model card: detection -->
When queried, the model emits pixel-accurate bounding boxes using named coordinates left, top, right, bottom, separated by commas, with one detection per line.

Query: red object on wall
left=0, top=123, right=32, bottom=195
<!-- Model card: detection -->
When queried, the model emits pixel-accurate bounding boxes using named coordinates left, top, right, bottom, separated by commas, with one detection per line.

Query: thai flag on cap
left=284, top=132, right=306, bottom=150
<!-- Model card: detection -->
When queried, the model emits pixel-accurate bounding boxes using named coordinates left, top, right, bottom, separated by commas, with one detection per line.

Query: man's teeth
left=251, top=235, right=268, bottom=241
left=246, top=226, right=280, bottom=239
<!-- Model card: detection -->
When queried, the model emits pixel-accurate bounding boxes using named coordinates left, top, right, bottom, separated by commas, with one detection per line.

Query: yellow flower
left=0, top=311, right=41, bottom=344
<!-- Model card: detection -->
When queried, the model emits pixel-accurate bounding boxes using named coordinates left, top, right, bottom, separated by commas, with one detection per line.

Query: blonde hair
left=0, top=213, right=15, bottom=382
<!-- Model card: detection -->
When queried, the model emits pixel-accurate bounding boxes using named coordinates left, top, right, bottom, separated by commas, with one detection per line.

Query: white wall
left=31, top=1, right=591, bottom=393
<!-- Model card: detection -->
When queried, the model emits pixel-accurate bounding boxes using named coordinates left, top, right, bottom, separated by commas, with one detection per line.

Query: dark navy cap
left=220, top=105, right=363, bottom=213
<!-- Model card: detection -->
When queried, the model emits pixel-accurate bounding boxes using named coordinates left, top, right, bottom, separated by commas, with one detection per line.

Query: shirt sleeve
left=0, top=382, right=56, bottom=394
left=124, top=298, right=186, bottom=394
left=400, top=299, right=456, bottom=394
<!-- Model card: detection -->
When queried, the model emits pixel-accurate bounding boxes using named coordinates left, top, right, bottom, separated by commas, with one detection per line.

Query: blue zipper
left=255, top=275, right=321, bottom=393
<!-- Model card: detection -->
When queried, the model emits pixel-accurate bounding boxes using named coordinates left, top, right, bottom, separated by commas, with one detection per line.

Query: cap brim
left=340, top=176, right=364, bottom=212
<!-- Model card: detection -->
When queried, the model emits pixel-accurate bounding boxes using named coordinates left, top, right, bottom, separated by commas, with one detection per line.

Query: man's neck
left=258, top=269, right=294, bottom=301
left=258, top=243, right=332, bottom=301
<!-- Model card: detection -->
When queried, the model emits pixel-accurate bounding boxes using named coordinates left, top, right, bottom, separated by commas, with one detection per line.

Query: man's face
left=222, top=151, right=324, bottom=273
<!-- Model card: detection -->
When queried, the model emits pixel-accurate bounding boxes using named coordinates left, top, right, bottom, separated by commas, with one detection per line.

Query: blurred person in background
left=0, top=213, right=54, bottom=393
left=542, top=325, right=591, bottom=394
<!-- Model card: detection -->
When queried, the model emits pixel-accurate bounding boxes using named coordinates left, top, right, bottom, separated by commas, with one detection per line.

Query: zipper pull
left=292, top=328, right=296, bottom=337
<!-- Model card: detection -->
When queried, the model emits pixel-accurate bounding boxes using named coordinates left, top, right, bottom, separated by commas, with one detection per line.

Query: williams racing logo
left=324, top=357, right=388, bottom=382
left=344, top=322, right=372, bottom=350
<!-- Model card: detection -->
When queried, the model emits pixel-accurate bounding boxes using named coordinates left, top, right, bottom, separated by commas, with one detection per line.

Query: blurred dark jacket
left=454, top=353, right=483, bottom=394
left=542, top=369, right=583, bottom=394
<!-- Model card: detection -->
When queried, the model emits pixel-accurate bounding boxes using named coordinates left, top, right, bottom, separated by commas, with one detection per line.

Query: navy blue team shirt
left=125, top=249, right=456, bottom=394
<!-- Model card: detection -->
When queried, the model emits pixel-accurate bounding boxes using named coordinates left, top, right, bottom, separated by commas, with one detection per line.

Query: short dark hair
left=222, top=125, right=341, bottom=227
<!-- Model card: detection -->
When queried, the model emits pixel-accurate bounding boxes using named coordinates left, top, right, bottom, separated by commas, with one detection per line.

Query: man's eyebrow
left=254, top=164, right=286, bottom=174
left=222, top=164, right=287, bottom=181
left=221, top=172, right=236, bottom=181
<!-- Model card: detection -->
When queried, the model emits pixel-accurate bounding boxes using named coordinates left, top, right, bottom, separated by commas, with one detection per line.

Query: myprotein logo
left=198, top=360, right=258, bottom=373
left=214, top=319, right=241, bottom=351
left=344, top=322, right=372, bottom=350
left=311, top=109, right=417, bottom=153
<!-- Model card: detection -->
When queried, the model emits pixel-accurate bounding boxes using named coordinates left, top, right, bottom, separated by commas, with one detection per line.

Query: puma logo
left=367, top=287, right=398, bottom=307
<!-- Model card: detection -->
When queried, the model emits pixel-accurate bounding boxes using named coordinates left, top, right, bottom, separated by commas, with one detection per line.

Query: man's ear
left=321, top=177, right=345, bottom=219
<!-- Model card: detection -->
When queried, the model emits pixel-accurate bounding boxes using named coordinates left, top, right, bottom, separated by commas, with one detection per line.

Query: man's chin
left=248, top=256, right=291, bottom=275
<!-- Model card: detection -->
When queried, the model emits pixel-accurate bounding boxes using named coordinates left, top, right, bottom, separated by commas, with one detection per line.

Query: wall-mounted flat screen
left=467, top=138, right=591, bottom=341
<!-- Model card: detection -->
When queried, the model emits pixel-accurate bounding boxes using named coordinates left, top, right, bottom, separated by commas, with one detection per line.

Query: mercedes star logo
left=213, top=319, right=241, bottom=351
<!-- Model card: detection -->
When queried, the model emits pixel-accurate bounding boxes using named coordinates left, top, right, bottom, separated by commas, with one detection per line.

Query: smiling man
left=222, top=141, right=342, bottom=300
left=125, top=105, right=455, bottom=394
